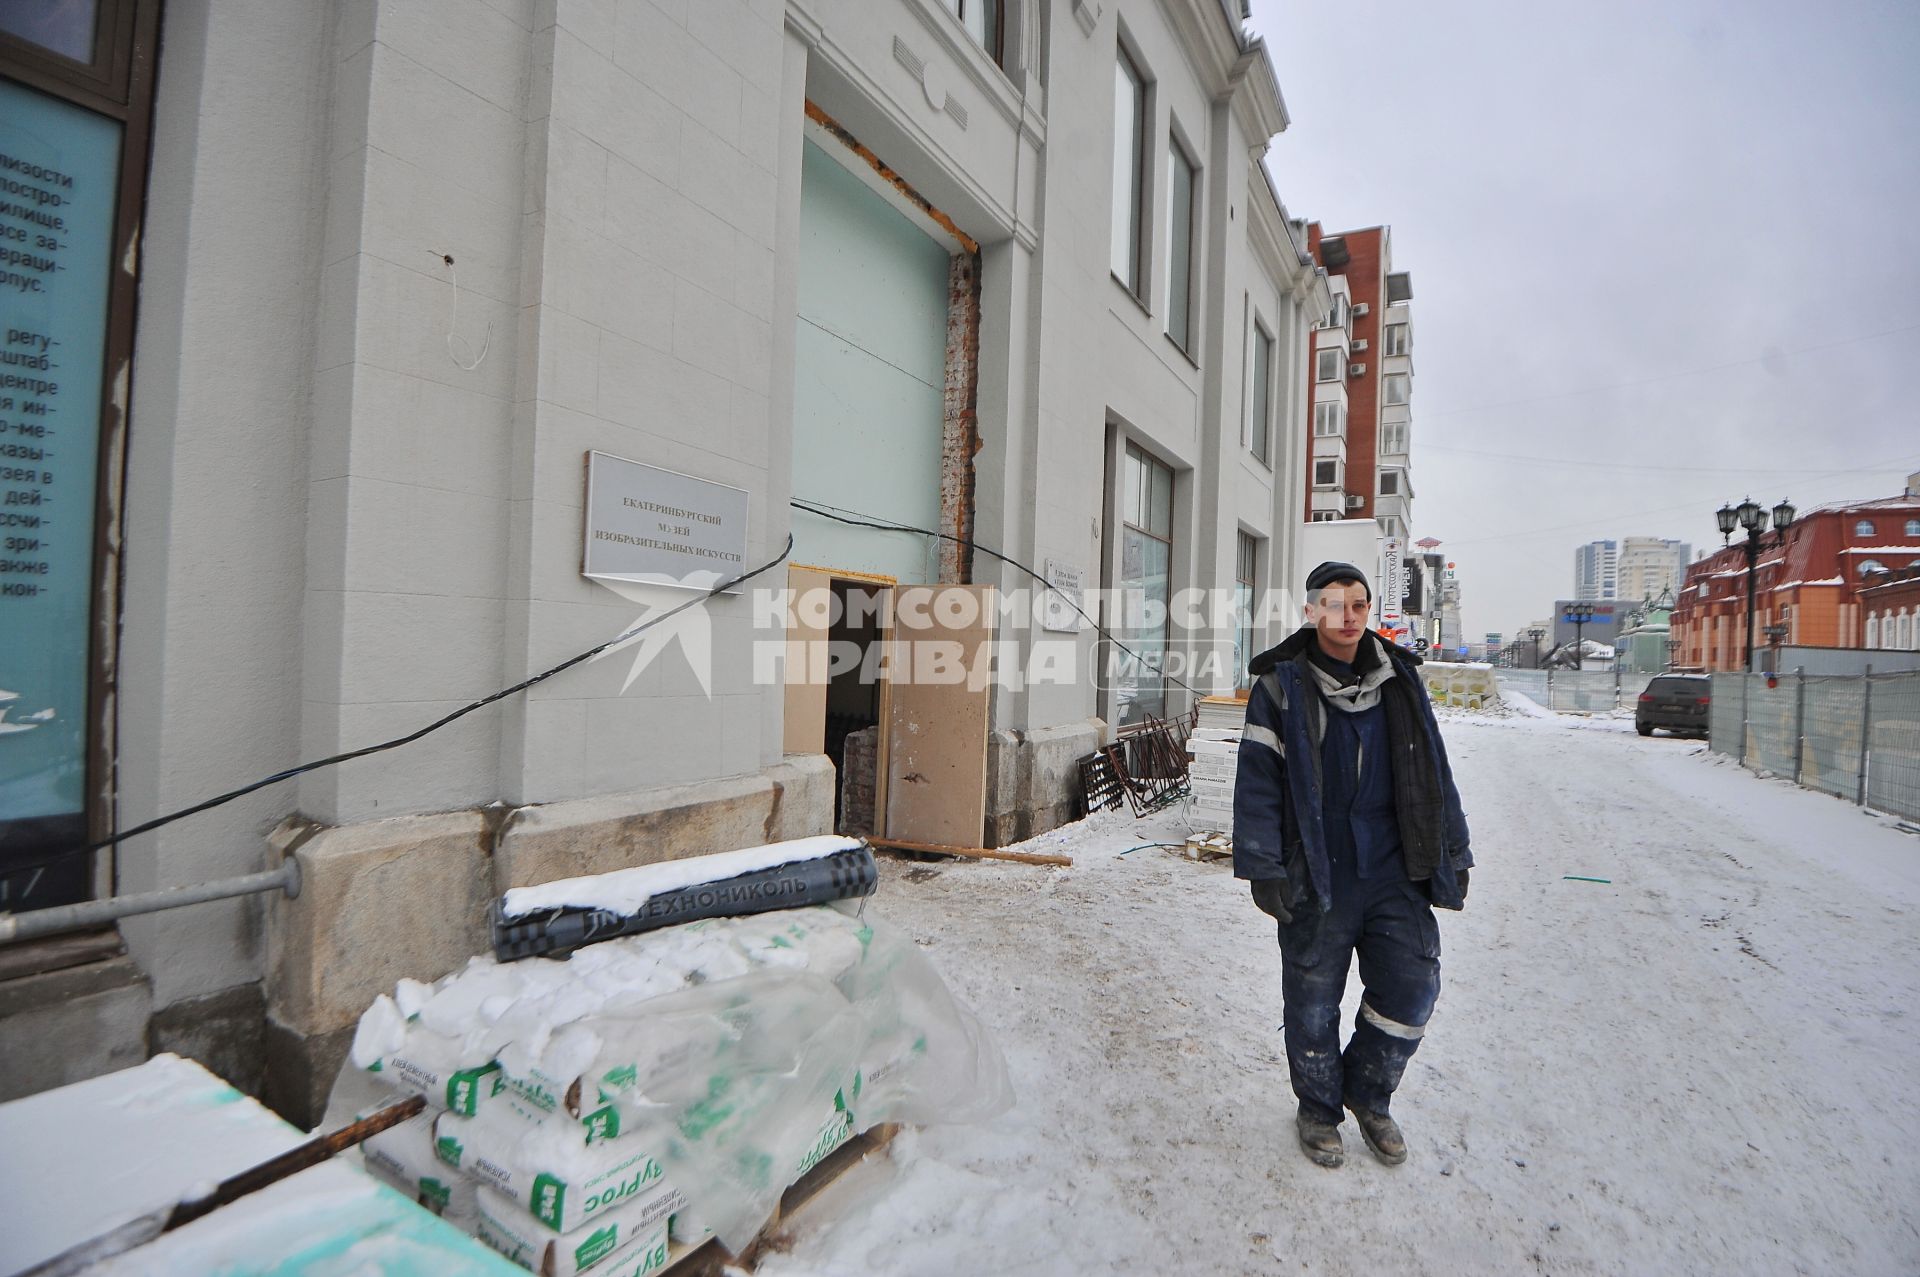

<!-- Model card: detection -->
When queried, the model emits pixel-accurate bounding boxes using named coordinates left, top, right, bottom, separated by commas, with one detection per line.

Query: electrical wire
left=789, top=497, right=1208, bottom=698
left=1421, top=320, right=1920, bottom=421
left=6, top=535, right=796, bottom=876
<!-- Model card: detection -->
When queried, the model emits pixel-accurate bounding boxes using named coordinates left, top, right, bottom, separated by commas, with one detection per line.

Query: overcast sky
left=1248, top=0, right=1920, bottom=641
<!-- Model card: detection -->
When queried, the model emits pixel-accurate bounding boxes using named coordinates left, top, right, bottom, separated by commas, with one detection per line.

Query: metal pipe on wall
left=0, top=859, right=301, bottom=946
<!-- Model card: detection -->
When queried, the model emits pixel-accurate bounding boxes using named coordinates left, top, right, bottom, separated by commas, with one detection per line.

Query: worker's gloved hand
left=1250, top=878, right=1292, bottom=924
left=1456, top=868, right=1470, bottom=902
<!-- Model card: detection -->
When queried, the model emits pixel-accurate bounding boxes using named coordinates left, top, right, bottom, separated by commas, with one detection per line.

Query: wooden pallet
left=662, top=1123, right=902, bottom=1275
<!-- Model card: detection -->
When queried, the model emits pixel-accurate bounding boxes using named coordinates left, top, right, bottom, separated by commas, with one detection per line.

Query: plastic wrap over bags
left=334, top=903, right=1011, bottom=1256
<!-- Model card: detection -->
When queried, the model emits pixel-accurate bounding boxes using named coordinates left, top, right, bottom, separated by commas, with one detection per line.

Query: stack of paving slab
left=0, top=1053, right=523, bottom=1277
left=337, top=890, right=1007, bottom=1276
left=1187, top=695, right=1247, bottom=824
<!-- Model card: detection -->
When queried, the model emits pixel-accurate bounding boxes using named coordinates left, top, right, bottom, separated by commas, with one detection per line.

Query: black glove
left=1457, top=868, right=1469, bottom=903
left=1250, top=878, right=1292, bottom=924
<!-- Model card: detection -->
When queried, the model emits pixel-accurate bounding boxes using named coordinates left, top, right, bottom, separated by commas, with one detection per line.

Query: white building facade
left=0, top=0, right=1325, bottom=1116
left=1574, top=538, right=1619, bottom=601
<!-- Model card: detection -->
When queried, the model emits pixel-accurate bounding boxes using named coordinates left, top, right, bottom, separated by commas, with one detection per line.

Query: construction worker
left=1233, top=560, right=1472, bottom=1169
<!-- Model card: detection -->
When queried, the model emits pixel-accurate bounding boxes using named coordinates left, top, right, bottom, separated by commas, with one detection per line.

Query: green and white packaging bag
left=360, top=1108, right=479, bottom=1227
left=434, top=1092, right=670, bottom=1235
left=592, top=1224, right=672, bottom=1277
left=474, top=1181, right=684, bottom=1277
left=350, top=990, right=501, bottom=1117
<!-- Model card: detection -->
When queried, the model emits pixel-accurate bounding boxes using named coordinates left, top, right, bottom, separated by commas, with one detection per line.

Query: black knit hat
left=1305, top=560, right=1371, bottom=601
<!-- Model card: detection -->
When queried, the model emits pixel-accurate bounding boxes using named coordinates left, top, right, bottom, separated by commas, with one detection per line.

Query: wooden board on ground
left=870, top=836, right=1071, bottom=868
left=663, top=1124, right=901, bottom=1275
left=1181, top=832, right=1232, bottom=862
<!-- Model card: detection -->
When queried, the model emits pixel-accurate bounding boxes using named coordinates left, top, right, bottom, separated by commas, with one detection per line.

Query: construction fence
left=1709, top=670, right=1920, bottom=823
left=1496, top=668, right=1659, bottom=714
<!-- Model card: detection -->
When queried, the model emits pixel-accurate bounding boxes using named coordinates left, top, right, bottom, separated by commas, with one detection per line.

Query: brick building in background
left=1670, top=474, right=1920, bottom=669
left=1300, top=224, right=1414, bottom=538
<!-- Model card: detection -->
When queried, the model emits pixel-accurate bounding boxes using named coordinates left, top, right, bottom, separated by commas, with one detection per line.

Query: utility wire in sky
left=1435, top=450, right=1920, bottom=548
left=1421, top=320, right=1920, bottom=421
left=1420, top=444, right=1920, bottom=477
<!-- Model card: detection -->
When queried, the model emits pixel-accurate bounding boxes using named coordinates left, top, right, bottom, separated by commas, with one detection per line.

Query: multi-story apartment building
left=1616, top=536, right=1690, bottom=606
left=1671, top=476, right=1920, bottom=669
left=0, top=1, right=1328, bottom=1111
left=1299, top=225, right=1414, bottom=536
left=1573, top=539, right=1619, bottom=601
left=1298, top=224, right=1415, bottom=630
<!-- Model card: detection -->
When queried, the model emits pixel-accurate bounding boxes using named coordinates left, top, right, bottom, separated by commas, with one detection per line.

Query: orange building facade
left=1671, top=483, right=1920, bottom=670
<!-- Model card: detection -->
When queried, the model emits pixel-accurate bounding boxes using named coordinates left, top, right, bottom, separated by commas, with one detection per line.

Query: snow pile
left=336, top=904, right=1010, bottom=1265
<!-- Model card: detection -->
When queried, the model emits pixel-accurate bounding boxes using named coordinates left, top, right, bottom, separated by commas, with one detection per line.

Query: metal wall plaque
left=582, top=451, right=750, bottom=594
left=1041, top=558, right=1085, bottom=633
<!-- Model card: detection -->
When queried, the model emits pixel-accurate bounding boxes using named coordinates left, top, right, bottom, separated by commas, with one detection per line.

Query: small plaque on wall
left=582, top=451, right=751, bottom=593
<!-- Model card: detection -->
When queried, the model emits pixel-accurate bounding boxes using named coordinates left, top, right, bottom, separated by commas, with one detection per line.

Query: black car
left=1636, top=673, right=1712, bottom=737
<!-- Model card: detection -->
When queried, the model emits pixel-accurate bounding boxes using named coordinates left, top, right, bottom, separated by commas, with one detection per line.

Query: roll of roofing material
left=490, top=845, right=879, bottom=961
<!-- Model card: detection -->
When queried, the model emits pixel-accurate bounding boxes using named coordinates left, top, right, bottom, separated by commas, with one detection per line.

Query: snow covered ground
left=757, top=706, right=1920, bottom=1275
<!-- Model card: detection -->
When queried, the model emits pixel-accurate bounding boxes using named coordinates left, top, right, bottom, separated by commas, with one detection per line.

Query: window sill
left=1164, top=333, right=1199, bottom=370
left=1110, top=273, right=1152, bottom=318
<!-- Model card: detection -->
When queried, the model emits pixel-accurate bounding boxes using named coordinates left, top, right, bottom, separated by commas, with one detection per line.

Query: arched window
left=1856, top=520, right=1876, bottom=537
left=1859, top=559, right=1887, bottom=577
left=1865, top=612, right=1880, bottom=649
left=1901, top=610, right=1915, bottom=651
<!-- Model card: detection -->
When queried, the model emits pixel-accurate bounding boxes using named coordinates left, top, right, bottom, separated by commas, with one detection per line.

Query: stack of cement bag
left=332, top=902, right=1009, bottom=1273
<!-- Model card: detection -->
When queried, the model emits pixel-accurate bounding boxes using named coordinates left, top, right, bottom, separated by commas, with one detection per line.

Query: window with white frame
left=1856, top=520, right=1876, bottom=537
left=1381, top=422, right=1407, bottom=454
left=1166, top=136, right=1197, bottom=354
left=1382, top=373, right=1410, bottom=405
left=1860, top=559, right=1887, bottom=576
left=1313, top=459, right=1340, bottom=487
left=1907, top=519, right=1920, bottom=536
left=1110, top=47, right=1147, bottom=296
left=1326, top=295, right=1348, bottom=330
left=942, top=0, right=1002, bottom=61
left=1316, top=348, right=1342, bottom=381
left=1897, top=609, right=1912, bottom=649
left=1384, top=323, right=1409, bottom=356
left=1117, top=442, right=1174, bottom=724
left=1310, top=511, right=1339, bottom=523
left=1379, top=470, right=1402, bottom=496
left=1865, top=613, right=1880, bottom=648
left=1235, top=532, right=1259, bottom=689
left=1313, top=401, right=1344, bottom=437
left=1249, top=320, right=1272, bottom=464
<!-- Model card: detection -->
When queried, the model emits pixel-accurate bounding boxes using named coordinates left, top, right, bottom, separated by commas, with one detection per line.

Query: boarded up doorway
left=783, top=574, right=995, bottom=846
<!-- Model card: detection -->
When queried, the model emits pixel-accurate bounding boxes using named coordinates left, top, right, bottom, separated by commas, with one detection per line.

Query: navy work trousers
left=1276, top=858, right=1442, bottom=1123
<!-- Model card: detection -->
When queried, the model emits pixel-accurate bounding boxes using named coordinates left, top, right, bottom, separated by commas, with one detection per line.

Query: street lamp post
left=1527, top=625, right=1545, bottom=670
left=1565, top=602, right=1595, bottom=671
left=1715, top=497, right=1796, bottom=673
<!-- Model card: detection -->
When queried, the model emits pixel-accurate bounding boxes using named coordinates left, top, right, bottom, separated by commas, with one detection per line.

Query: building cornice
left=1226, top=37, right=1289, bottom=143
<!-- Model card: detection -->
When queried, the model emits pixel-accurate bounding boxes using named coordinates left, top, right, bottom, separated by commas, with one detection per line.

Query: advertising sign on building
left=0, top=79, right=124, bottom=909
left=1379, top=537, right=1404, bottom=626
left=582, top=451, right=751, bottom=593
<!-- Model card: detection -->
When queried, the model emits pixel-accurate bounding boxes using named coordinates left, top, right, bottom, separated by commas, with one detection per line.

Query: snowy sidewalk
left=758, top=709, right=1920, bottom=1276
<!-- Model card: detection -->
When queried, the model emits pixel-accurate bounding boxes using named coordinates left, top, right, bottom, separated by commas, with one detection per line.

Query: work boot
left=1295, top=1114, right=1344, bottom=1169
left=1345, top=1104, right=1407, bottom=1165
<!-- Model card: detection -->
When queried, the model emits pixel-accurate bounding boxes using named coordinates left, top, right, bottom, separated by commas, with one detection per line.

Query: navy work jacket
left=1231, top=632, right=1473, bottom=914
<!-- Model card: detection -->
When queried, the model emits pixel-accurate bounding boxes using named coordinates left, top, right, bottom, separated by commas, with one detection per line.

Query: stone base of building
left=261, top=754, right=836, bottom=1128
left=0, top=934, right=152, bottom=1103
left=985, top=718, right=1108, bottom=847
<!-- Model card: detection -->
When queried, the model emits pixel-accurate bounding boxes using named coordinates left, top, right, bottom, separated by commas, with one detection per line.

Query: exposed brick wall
left=940, top=252, right=981, bottom=584
left=840, top=725, right=879, bottom=835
